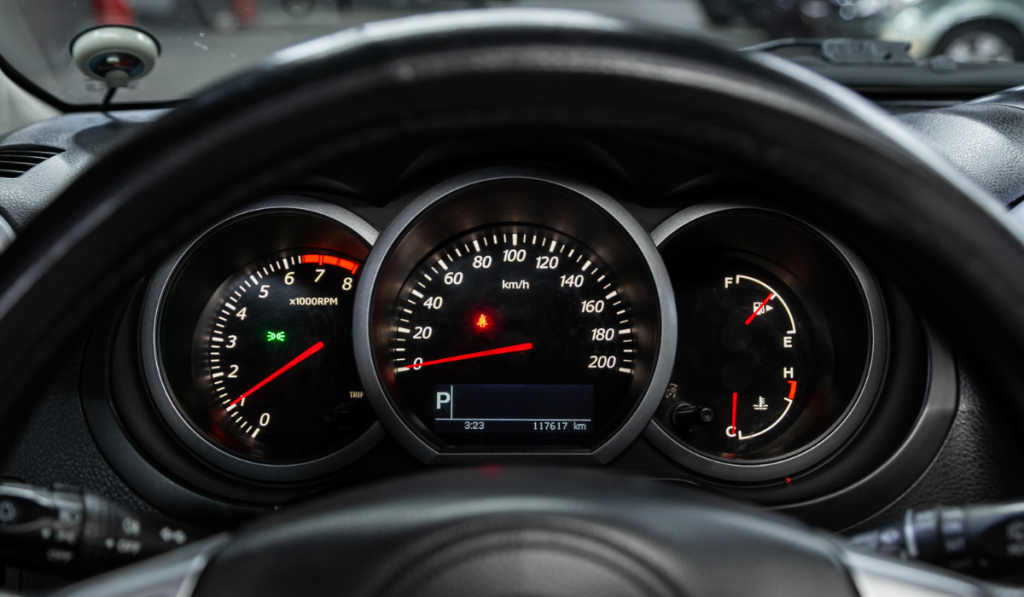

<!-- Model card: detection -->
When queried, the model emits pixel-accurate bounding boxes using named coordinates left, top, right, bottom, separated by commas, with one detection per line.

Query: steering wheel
left=6, top=9, right=1024, bottom=597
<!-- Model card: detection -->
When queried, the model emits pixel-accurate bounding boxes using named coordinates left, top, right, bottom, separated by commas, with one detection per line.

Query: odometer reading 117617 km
left=387, top=225, right=637, bottom=447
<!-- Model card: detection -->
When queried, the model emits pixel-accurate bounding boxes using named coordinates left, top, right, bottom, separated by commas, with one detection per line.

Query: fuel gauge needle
left=745, top=292, right=775, bottom=325
left=229, top=341, right=324, bottom=406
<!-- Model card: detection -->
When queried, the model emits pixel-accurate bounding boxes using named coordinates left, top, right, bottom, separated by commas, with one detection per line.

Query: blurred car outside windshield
left=2, top=0, right=1024, bottom=106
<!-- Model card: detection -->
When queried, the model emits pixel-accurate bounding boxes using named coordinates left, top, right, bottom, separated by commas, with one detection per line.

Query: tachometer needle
left=396, top=342, right=533, bottom=372
left=744, top=292, right=775, bottom=325
left=230, top=341, right=324, bottom=406
left=732, top=392, right=738, bottom=431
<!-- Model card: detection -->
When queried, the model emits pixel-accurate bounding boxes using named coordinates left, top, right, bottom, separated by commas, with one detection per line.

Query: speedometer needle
left=396, top=343, right=533, bottom=372
left=229, top=341, right=324, bottom=406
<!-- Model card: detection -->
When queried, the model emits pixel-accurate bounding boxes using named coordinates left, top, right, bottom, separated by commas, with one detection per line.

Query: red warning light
left=475, top=314, right=490, bottom=330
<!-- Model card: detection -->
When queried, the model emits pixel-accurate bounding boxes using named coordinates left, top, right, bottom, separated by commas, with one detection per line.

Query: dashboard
left=5, top=86, right=1024, bottom=563
left=7, top=13, right=1024, bottom=594
left=24, top=122, right=951, bottom=535
left=140, top=169, right=887, bottom=480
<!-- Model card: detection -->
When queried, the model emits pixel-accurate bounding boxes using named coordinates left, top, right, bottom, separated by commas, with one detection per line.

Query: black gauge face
left=190, top=249, right=374, bottom=461
left=658, top=255, right=840, bottom=461
left=387, top=225, right=639, bottom=448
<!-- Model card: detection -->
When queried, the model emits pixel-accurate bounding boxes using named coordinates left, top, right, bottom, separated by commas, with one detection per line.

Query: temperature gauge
left=658, top=256, right=838, bottom=461
left=720, top=274, right=801, bottom=442
left=648, top=207, right=883, bottom=481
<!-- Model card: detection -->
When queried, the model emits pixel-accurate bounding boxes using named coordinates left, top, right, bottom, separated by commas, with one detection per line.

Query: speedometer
left=389, top=226, right=635, bottom=444
left=354, top=170, right=676, bottom=463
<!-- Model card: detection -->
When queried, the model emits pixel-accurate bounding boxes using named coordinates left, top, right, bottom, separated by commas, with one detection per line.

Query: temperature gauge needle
left=230, top=341, right=324, bottom=406
left=745, top=292, right=776, bottom=325
left=732, top=392, right=738, bottom=431
left=397, top=342, right=533, bottom=372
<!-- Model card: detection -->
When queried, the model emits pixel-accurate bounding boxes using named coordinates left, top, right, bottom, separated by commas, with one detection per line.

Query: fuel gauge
left=661, top=259, right=833, bottom=460
left=723, top=273, right=801, bottom=441
left=648, top=206, right=885, bottom=482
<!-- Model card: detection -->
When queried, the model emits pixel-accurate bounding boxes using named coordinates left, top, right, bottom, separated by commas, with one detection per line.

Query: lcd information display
left=433, top=384, right=594, bottom=433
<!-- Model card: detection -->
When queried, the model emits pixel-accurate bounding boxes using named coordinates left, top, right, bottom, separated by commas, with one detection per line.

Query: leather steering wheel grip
left=0, top=10, right=1020, bottom=427
left=191, top=468, right=857, bottom=597
left=49, top=468, right=1015, bottom=597
left=2, top=9, right=1024, bottom=596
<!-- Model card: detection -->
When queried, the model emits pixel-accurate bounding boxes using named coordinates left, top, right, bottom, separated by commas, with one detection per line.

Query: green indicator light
left=266, top=331, right=286, bottom=342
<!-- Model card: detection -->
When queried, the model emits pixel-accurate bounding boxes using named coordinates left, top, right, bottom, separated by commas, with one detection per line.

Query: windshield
left=2, top=0, right=1023, bottom=106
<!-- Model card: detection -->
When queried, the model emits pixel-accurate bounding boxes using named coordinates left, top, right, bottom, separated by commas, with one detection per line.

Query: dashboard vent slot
left=0, top=145, right=65, bottom=179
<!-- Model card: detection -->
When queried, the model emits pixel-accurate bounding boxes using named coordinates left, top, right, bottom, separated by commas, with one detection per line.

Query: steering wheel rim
left=5, top=8, right=1024, bottom=595
left=1, top=10, right=1020, bottom=421
left=48, top=468, right=998, bottom=597
left=192, top=467, right=857, bottom=597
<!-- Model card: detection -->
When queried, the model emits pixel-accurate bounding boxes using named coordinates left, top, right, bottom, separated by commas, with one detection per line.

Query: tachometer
left=143, top=198, right=383, bottom=483
left=193, top=250, right=370, bottom=460
left=389, top=226, right=635, bottom=443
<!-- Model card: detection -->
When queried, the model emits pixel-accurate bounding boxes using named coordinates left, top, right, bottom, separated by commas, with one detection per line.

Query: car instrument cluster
left=139, top=170, right=886, bottom=484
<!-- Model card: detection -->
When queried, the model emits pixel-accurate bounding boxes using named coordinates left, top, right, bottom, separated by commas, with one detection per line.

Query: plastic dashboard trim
left=777, top=324, right=956, bottom=528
